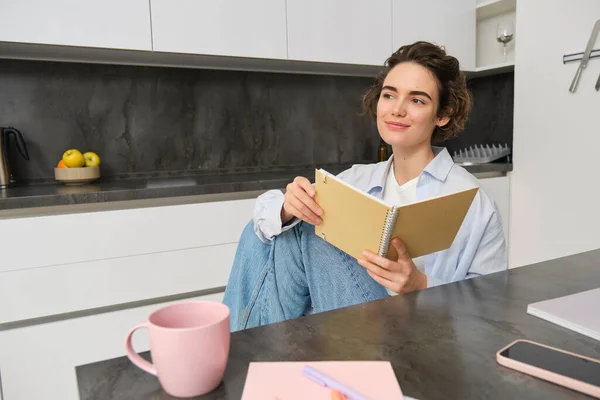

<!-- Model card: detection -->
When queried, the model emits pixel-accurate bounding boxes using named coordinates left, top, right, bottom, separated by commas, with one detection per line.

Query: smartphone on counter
left=497, top=339, right=600, bottom=398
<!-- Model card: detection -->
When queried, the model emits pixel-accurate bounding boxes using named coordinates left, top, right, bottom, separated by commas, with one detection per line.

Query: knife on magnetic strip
left=569, top=19, right=600, bottom=93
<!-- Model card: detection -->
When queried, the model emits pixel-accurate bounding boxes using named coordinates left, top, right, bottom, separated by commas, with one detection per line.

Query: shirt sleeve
left=425, top=274, right=447, bottom=288
left=464, top=210, right=508, bottom=279
left=426, top=193, right=508, bottom=288
left=252, top=166, right=360, bottom=244
left=252, top=189, right=302, bottom=244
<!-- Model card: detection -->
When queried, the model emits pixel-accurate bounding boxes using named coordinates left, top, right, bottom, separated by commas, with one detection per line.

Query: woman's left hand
left=357, top=237, right=427, bottom=294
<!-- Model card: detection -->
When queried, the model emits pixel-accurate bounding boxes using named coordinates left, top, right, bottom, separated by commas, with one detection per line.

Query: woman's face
left=376, top=62, right=449, bottom=149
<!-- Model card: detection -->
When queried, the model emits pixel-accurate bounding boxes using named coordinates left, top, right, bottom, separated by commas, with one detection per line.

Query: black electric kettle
left=0, top=127, right=30, bottom=188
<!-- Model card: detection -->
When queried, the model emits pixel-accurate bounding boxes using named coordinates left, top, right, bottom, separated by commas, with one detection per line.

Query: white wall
left=510, top=0, right=600, bottom=267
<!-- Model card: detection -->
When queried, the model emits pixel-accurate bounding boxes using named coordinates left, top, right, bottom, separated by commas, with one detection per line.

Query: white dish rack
left=452, top=144, right=511, bottom=165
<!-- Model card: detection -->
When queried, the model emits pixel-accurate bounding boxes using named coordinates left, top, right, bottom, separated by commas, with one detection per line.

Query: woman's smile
left=384, top=121, right=411, bottom=131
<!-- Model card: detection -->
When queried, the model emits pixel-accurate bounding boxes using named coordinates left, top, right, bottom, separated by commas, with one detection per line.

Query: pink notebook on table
left=241, top=361, right=403, bottom=400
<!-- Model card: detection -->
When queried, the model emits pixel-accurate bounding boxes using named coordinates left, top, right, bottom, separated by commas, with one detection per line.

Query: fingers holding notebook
left=358, top=238, right=427, bottom=294
left=282, top=176, right=324, bottom=226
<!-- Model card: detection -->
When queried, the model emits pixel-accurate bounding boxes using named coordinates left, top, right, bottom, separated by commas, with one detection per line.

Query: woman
left=223, top=41, right=507, bottom=331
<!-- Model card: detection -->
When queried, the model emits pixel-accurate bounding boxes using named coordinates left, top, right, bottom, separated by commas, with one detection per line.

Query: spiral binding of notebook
left=377, top=207, right=400, bottom=257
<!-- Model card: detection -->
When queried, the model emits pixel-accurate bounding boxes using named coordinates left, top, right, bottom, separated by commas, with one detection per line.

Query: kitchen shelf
left=476, top=0, right=516, bottom=20
left=466, top=61, right=514, bottom=78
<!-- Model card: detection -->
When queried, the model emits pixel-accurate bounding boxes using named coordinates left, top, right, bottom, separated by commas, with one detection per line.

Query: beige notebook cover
left=314, top=168, right=478, bottom=260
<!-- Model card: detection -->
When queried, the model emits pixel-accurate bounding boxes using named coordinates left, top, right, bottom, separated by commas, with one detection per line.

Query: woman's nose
left=392, top=99, right=406, bottom=117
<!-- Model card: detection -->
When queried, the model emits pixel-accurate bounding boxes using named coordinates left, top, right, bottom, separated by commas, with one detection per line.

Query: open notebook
left=241, top=361, right=403, bottom=399
left=527, top=288, right=600, bottom=342
left=314, top=168, right=478, bottom=260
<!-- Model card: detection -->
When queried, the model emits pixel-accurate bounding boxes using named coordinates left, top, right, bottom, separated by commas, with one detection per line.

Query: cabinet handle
left=0, top=367, right=4, bottom=400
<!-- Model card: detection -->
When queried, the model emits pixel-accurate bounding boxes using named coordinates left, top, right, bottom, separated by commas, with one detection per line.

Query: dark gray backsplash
left=0, top=59, right=513, bottom=183
left=445, top=72, right=515, bottom=156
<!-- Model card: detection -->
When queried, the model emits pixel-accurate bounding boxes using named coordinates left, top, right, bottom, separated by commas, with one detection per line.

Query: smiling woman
left=362, top=41, right=470, bottom=147
left=223, top=41, right=508, bottom=331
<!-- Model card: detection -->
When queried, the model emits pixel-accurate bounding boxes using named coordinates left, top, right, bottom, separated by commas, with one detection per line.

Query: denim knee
left=223, top=220, right=272, bottom=331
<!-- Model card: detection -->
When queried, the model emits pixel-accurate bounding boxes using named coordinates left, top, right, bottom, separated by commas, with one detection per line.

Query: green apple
left=83, top=152, right=101, bottom=167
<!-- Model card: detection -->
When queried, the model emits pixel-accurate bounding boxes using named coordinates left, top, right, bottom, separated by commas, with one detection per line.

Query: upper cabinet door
left=0, top=0, right=151, bottom=50
left=392, top=0, right=476, bottom=71
left=150, top=0, right=287, bottom=59
left=286, top=0, right=392, bottom=65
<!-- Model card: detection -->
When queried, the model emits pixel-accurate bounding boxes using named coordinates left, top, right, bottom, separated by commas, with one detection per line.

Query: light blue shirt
left=253, top=146, right=508, bottom=288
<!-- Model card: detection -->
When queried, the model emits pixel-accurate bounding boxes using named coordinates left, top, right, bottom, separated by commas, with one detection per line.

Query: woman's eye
left=412, top=98, right=425, bottom=105
left=382, top=93, right=394, bottom=99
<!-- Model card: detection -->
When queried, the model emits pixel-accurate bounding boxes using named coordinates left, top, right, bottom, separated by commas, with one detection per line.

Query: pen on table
left=302, top=365, right=371, bottom=400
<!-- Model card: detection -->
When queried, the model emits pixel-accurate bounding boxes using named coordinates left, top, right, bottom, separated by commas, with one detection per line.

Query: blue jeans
left=223, top=220, right=389, bottom=331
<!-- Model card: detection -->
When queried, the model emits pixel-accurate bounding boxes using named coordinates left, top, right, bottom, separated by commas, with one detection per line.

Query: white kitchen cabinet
left=392, top=0, right=476, bottom=71
left=0, top=197, right=253, bottom=399
left=150, top=0, right=287, bottom=59
left=0, top=199, right=255, bottom=274
left=286, top=0, right=392, bottom=65
left=0, top=0, right=151, bottom=51
left=0, top=292, right=224, bottom=400
left=0, top=243, right=237, bottom=324
left=478, top=175, right=510, bottom=247
left=0, top=198, right=254, bottom=324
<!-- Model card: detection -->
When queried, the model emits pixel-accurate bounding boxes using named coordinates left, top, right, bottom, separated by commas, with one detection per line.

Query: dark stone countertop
left=0, top=162, right=512, bottom=211
left=76, top=247, right=599, bottom=400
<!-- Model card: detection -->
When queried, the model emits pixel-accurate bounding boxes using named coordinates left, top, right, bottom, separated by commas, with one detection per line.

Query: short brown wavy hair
left=362, top=41, right=471, bottom=143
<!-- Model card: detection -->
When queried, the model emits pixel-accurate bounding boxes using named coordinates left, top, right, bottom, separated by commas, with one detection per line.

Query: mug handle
left=125, top=322, right=157, bottom=376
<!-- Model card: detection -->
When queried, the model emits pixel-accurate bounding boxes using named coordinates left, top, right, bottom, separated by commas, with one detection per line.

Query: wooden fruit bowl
left=54, top=166, right=100, bottom=185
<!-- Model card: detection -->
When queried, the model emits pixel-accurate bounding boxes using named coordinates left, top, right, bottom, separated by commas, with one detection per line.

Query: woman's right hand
left=281, top=176, right=324, bottom=226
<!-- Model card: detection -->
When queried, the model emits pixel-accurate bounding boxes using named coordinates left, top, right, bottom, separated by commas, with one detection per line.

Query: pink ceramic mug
left=125, top=301, right=230, bottom=398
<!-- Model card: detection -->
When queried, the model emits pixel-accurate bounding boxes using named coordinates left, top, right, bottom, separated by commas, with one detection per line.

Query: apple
left=62, top=149, right=85, bottom=168
left=84, top=152, right=101, bottom=168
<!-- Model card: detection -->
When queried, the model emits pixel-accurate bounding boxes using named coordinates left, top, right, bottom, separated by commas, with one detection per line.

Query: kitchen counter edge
left=0, top=163, right=513, bottom=218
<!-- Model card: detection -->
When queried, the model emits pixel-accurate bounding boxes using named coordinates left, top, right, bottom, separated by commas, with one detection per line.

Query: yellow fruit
left=62, top=149, right=85, bottom=168
left=83, top=152, right=101, bottom=167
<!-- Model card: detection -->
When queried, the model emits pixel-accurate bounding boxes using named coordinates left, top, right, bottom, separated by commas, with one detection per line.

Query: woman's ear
left=436, top=116, right=450, bottom=128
